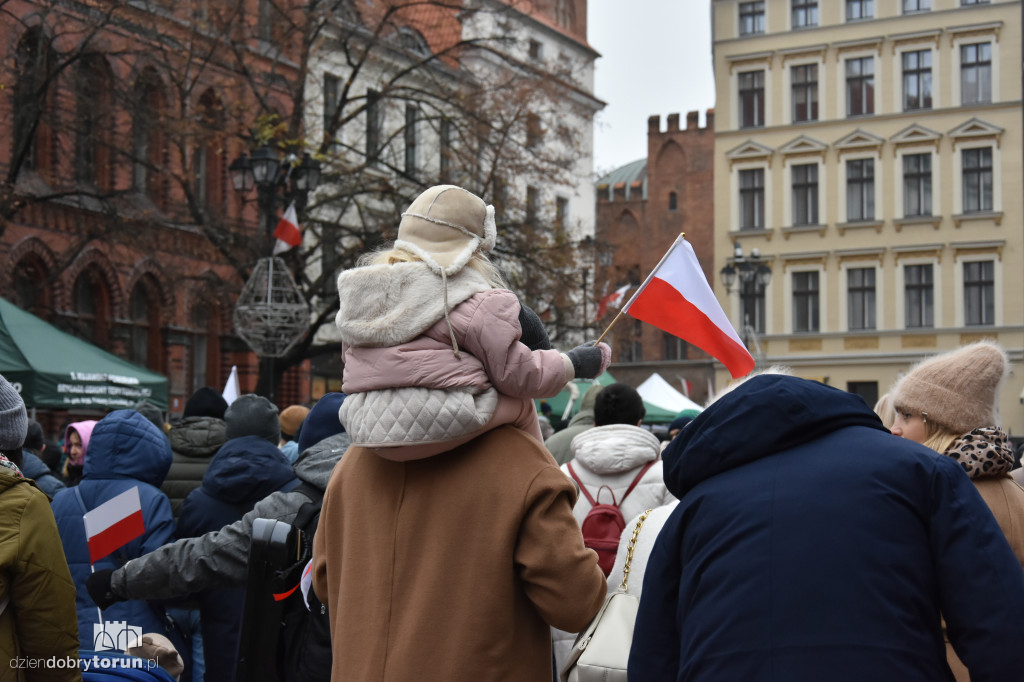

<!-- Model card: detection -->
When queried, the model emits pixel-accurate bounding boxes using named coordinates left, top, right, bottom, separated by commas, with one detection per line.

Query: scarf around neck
left=943, top=426, right=1014, bottom=479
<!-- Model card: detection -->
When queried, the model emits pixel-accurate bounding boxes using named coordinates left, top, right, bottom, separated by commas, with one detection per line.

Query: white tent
left=637, top=372, right=703, bottom=414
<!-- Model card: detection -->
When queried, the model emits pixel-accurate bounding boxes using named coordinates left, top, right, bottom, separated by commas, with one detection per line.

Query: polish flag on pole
left=623, top=235, right=755, bottom=379
left=83, top=487, right=145, bottom=564
left=273, top=202, right=302, bottom=255
left=595, top=284, right=631, bottom=322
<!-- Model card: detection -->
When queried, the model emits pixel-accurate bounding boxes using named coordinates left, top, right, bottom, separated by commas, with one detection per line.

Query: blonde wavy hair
left=891, top=403, right=959, bottom=454
left=358, top=248, right=507, bottom=289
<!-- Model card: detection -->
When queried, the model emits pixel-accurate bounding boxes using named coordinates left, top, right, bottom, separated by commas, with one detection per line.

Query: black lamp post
left=229, top=144, right=321, bottom=235
left=719, top=241, right=772, bottom=348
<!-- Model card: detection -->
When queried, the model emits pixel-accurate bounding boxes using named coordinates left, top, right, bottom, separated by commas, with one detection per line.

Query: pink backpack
left=567, top=461, right=655, bottom=576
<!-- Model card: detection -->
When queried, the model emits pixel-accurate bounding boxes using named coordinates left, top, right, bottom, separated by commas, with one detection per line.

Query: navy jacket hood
left=83, top=410, right=173, bottom=487
left=664, top=374, right=887, bottom=497
left=201, top=435, right=296, bottom=505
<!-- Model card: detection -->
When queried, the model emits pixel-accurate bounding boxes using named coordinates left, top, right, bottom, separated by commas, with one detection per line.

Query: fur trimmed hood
left=336, top=260, right=492, bottom=347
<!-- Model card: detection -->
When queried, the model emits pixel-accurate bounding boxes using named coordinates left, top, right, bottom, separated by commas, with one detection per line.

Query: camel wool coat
left=312, top=426, right=607, bottom=681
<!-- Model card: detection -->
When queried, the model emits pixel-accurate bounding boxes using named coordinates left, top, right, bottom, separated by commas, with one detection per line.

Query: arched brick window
left=12, top=28, right=56, bottom=180
left=196, top=89, right=226, bottom=214
left=190, top=299, right=221, bottom=395
left=76, top=54, right=115, bottom=191
left=12, top=254, right=52, bottom=319
left=129, top=278, right=163, bottom=372
left=72, top=267, right=110, bottom=347
left=132, top=68, right=168, bottom=209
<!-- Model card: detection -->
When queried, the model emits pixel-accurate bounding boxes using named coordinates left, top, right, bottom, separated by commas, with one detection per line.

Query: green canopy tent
left=0, top=297, right=169, bottom=410
left=535, top=371, right=678, bottom=424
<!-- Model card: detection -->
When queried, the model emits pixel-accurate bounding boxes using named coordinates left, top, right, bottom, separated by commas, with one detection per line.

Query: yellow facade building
left=711, top=0, right=1024, bottom=434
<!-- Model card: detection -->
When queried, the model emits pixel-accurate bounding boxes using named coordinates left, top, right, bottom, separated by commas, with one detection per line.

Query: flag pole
left=594, top=233, right=685, bottom=345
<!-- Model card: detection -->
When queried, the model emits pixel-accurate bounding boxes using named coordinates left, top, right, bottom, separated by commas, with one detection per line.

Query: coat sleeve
left=111, top=490, right=300, bottom=601
left=930, top=457, right=1024, bottom=682
left=513, top=465, right=606, bottom=633
left=311, top=484, right=332, bottom=607
left=12, top=484, right=81, bottom=675
left=628, top=509, right=683, bottom=681
left=460, top=290, right=573, bottom=399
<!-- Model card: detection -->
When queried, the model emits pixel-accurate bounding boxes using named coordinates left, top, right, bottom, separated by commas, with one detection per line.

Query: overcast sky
left=587, top=0, right=716, bottom=177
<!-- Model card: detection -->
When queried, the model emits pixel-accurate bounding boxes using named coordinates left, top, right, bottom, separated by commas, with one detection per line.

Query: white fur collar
left=335, top=261, right=492, bottom=347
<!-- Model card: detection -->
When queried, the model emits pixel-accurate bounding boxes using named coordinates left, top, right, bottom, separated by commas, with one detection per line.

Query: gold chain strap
left=618, top=509, right=653, bottom=593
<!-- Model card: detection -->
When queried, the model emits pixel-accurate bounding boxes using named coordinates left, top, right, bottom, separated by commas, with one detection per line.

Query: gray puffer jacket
left=162, top=416, right=228, bottom=519
left=112, top=432, right=351, bottom=600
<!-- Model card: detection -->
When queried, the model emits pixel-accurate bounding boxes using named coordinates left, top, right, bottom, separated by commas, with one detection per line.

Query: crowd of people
left=2, top=185, right=1024, bottom=682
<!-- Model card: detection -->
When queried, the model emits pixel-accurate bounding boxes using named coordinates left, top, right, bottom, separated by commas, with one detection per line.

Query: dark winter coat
left=161, top=416, right=227, bottom=519
left=629, top=374, right=1024, bottom=682
left=51, top=410, right=176, bottom=649
left=19, top=450, right=65, bottom=498
left=177, top=435, right=298, bottom=682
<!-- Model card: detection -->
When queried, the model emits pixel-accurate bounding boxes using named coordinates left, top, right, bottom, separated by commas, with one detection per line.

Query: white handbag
left=560, top=509, right=653, bottom=682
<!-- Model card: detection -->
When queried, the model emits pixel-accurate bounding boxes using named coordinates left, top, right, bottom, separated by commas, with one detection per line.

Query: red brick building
left=0, top=0, right=311, bottom=431
left=594, top=109, right=716, bottom=402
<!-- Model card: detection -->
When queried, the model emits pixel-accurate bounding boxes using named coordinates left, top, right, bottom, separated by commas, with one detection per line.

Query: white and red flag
left=623, top=235, right=755, bottom=379
left=83, top=487, right=145, bottom=564
left=595, top=284, right=631, bottom=322
left=273, top=202, right=302, bottom=255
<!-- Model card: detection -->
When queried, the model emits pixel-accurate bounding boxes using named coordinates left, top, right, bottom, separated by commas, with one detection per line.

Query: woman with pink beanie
left=890, top=340, right=1024, bottom=681
left=62, top=419, right=97, bottom=486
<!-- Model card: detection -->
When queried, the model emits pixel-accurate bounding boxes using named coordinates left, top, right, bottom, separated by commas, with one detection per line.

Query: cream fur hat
left=394, top=185, right=496, bottom=276
left=891, top=341, right=1007, bottom=434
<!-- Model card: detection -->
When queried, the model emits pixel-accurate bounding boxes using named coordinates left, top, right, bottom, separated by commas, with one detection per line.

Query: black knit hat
left=24, top=420, right=44, bottom=452
left=135, top=400, right=165, bottom=432
left=225, top=394, right=281, bottom=445
left=184, top=387, right=229, bottom=419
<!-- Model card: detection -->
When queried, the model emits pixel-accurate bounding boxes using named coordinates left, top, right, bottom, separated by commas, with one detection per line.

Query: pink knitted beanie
left=891, top=341, right=1007, bottom=434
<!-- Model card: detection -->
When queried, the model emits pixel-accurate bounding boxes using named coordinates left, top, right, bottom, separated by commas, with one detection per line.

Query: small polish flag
left=83, top=487, right=145, bottom=564
left=273, top=202, right=302, bottom=255
left=300, top=559, right=314, bottom=610
left=623, top=235, right=755, bottom=379
left=595, top=284, right=630, bottom=321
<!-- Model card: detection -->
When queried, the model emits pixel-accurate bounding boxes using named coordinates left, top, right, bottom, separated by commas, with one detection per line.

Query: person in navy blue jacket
left=629, top=374, right=1024, bottom=682
left=50, top=410, right=177, bottom=651
left=176, top=433, right=298, bottom=682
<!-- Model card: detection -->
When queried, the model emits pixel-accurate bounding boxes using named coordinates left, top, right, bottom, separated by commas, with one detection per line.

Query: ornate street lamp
left=719, top=241, right=772, bottom=357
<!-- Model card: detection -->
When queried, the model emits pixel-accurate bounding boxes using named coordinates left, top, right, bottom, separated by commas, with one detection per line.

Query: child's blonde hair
left=360, top=248, right=507, bottom=289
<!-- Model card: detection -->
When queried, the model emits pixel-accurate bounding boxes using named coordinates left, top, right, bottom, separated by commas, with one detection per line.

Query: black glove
left=86, top=569, right=120, bottom=609
left=566, top=340, right=611, bottom=379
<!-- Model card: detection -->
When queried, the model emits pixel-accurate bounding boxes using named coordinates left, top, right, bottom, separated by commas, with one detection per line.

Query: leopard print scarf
left=942, top=426, right=1014, bottom=479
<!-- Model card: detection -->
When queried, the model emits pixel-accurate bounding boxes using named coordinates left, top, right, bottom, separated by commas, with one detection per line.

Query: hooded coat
left=51, top=410, right=175, bottom=649
left=177, top=435, right=298, bottom=682
left=18, top=450, right=65, bottom=499
left=0, top=471, right=80, bottom=681
left=629, top=375, right=1024, bottom=682
left=311, top=426, right=607, bottom=681
left=161, top=416, right=228, bottom=519
left=62, top=420, right=96, bottom=486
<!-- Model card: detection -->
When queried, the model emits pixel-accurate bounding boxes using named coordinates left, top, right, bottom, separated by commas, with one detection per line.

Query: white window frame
left=894, top=147, right=939, bottom=219
left=893, top=44, right=939, bottom=111
left=786, top=265, right=825, bottom=334
left=737, top=1, right=766, bottom=37
left=838, top=153, right=880, bottom=223
left=952, top=35, right=999, bottom=106
left=731, top=161, right=772, bottom=232
left=785, top=57, right=824, bottom=125
left=837, top=51, right=875, bottom=118
left=952, top=140, right=1000, bottom=216
left=896, top=256, right=942, bottom=330
left=840, top=261, right=882, bottom=332
left=783, top=159, right=824, bottom=227
left=955, top=252, right=1001, bottom=327
left=730, top=60, right=773, bottom=129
